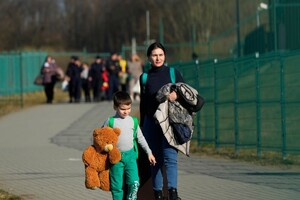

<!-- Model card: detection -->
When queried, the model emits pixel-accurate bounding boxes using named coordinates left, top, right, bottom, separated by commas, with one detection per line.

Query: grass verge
left=189, top=142, right=300, bottom=170
left=0, top=88, right=69, bottom=118
left=0, top=189, right=22, bottom=200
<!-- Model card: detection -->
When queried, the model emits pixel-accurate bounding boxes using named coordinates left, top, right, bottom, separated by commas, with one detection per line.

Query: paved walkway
left=0, top=102, right=299, bottom=200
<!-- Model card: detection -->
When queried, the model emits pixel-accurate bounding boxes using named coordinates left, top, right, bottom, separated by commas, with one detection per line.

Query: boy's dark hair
left=147, top=42, right=166, bottom=57
left=113, top=91, right=132, bottom=107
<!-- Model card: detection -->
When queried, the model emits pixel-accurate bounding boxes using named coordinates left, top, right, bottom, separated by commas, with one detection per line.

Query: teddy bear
left=82, top=126, right=122, bottom=191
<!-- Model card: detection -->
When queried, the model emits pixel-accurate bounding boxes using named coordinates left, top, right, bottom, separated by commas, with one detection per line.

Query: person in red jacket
left=100, top=68, right=109, bottom=100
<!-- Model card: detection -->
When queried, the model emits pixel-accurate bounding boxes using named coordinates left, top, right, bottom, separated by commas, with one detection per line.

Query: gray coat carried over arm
left=154, top=82, right=201, bottom=156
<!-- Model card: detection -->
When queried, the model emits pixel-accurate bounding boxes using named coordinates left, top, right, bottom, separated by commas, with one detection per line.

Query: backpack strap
left=108, top=117, right=114, bottom=128
left=132, top=116, right=138, bottom=139
left=132, top=116, right=139, bottom=158
left=141, top=67, right=176, bottom=94
left=107, top=116, right=139, bottom=158
left=170, top=67, right=176, bottom=83
left=141, top=72, right=148, bottom=94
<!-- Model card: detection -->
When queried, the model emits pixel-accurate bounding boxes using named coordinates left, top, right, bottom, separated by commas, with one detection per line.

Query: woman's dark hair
left=147, top=42, right=166, bottom=57
left=45, top=55, right=52, bottom=62
left=113, top=91, right=132, bottom=107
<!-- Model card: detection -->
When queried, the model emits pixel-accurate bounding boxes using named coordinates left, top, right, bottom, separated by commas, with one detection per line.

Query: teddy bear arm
left=108, top=148, right=121, bottom=164
left=82, top=146, right=96, bottom=166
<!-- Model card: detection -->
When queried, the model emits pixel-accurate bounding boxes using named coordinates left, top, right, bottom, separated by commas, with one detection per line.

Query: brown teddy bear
left=82, top=126, right=122, bottom=191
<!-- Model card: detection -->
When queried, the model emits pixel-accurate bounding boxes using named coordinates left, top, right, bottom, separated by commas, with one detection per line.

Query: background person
left=118, top=54, right=129, bottom=93
left=127, top=54, right=143, bottom=101
left=81, top=62, right=91, bottom=102
left=65, top=56, right=82, bottom=103
left=41, top=55, right=58, bottom=104
left=106, top=52, right=121, bottom=100
left=89, top=56, right=104, bottom=102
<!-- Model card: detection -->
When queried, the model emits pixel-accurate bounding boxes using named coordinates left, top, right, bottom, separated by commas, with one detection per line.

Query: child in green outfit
left=102, top=91, right=156, bottom=200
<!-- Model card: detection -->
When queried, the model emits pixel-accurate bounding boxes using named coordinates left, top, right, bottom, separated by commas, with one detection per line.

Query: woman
left=41, top=55, right=57, bottom=104
left=139, top=42, right=184, bottom=200
left=80, top=62, right=91, bottom=102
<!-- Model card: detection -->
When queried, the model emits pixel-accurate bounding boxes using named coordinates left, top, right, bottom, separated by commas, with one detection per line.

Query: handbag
left=171, top=123, right=192, bottom=145
left=55, top=67, right=65, bottom=81
left=34, top=74, right=44, bottom=85
left=61, top=80, right=69, bottom=91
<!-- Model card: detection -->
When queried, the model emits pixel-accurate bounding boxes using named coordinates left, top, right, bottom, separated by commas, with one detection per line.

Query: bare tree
left=0, top=0, right=267, bottom=54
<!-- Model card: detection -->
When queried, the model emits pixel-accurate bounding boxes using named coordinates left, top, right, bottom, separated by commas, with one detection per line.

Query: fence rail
left=172, top=50, right=300, bottom=159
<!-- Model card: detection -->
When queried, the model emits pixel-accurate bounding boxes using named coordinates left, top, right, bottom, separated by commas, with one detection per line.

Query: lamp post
left=146, top=10, right=150, bottom=46
left=256, top=2, right=268, bottom=27
left=236, top=0, right=241, bottom=58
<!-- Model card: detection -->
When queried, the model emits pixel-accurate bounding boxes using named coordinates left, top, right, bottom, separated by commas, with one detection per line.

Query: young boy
left=102, top=91, right=156, bottom=200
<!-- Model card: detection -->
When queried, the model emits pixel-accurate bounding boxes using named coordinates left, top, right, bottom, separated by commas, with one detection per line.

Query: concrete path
left=0, top=102, right=299, bottom=200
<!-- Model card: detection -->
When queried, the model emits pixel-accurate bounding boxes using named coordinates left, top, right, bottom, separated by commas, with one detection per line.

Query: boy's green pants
left=110, top=148, right=140, bottom=200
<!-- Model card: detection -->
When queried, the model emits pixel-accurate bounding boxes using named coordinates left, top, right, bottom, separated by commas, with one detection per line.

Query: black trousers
left=44, top=82, right=55, bottom=103
left=91, top=79, right=102, bottom=102
left=68, top=79, right=81, bottom=102
left=81, top=79, right=91, bottom=102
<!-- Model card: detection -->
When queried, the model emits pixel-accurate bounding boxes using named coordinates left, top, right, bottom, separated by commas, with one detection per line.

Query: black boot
left=154, top=190, right=163, bottom=200
left=168, top=188, right=181, bottom=200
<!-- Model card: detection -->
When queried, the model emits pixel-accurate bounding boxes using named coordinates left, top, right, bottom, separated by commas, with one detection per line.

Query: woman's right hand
left=168, top=91, right=178, bottom=102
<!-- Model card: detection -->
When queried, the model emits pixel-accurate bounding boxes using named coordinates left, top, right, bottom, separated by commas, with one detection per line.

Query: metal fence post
left=19, top=52, right=24, bottom=108
left=279, top=55, right=287, bottom=160
left=255, top=54, right=262, bottom=158
left=195, top=60, right=201, bottom=146
left=234, top=59, right=239, bottom=155
left=214, top=59, right=219, bottom=149
left=273, top=1, right=278, bottom=52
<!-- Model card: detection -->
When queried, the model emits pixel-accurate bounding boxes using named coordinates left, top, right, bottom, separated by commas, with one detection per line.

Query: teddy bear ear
left=113, top=127, right=121, bottom=136
left=93, top=128, right=101, bottom=137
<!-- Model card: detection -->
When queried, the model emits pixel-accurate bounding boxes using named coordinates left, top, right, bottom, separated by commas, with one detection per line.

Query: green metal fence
left=0, top=52, right=47, bottom=106
left=121, top=1, right=300, bottom=63
left=171, top=50, right=300, bottom=159
left=0, top=51, right=111, bottom=107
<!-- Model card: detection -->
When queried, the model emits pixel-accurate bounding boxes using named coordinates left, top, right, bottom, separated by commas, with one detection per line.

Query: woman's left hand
left=168, top=91, right=177, bottom=102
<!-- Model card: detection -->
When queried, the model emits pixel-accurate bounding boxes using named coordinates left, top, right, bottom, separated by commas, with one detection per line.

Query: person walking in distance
left=65, top=56, right=82, bottom=103
left=81, top=62, right=91, bottom=102
left=127, top=54, right=143, bottom=101
left=106, top=52, right=121, bottom=100
left=89, top=56, right=104, bottom=102
left=41, top=55, right=58, bottom=104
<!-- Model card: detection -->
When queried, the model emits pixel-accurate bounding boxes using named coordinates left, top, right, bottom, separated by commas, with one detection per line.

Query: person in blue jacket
left=89, top=56, right=104, bottom=102
left=66, top=56, right=82, bottom=103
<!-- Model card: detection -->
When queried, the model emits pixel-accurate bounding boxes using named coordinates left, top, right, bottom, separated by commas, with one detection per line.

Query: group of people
left=40, top=52, right=144, bottom=104
left=64, top=52, right=144, bottom=103
left=101, top=42, right=187, bottom=200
